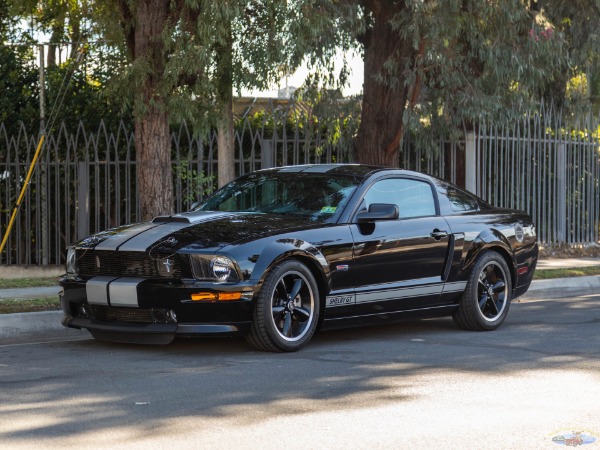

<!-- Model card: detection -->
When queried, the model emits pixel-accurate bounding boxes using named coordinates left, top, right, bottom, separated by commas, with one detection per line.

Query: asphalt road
left=1, top=294, right=599, bottom=450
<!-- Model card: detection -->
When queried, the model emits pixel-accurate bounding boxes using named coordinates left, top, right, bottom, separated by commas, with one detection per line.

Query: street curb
left=0, top=286, right=61, bottom=299
left=521, top=275, right=600, bottom=300
left=0, top=276, right=598, bottom=342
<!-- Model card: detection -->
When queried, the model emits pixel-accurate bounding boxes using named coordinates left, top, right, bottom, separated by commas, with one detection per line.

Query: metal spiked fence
left=475, top=110, right=600, bottom=247
left=1, top=108, right=598, bottom=266
left=0, top=112, right=362, bottom=266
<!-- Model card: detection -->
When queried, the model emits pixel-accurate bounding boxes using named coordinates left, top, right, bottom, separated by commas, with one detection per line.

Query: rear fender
left=463, top=229, right=517, bottom=289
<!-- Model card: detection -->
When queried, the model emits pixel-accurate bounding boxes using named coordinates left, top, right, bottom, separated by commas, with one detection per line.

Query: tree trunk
left=217, top=105, right=235, bottom=188
left=47, top=25, right=62, bottom=67
left=135, top=107, right=172, bottom=221
left=134, top=0, right=173, bottom=220
left=355, top=1, right=415, bottom=167
left=216, top=19, right=235, bottom=188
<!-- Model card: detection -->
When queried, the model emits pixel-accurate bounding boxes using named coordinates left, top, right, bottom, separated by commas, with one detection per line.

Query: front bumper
left=60, top=276, right=256, bottom=343
left=62, top=315, right=249, bottom=344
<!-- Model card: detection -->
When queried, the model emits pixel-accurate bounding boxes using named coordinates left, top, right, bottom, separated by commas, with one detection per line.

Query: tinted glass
left=196, top=172, right=359, bottom=222
left=446, top=186, right=479, bottom=212
left=364, top=178, right=436, bottom=218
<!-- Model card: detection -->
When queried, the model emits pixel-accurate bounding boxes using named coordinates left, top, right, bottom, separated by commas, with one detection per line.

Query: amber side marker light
left=191, top=292, right=242, bottom=301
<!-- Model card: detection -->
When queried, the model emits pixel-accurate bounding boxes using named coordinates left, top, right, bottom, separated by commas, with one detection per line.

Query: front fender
left=249, top=238, right=330, bottom=290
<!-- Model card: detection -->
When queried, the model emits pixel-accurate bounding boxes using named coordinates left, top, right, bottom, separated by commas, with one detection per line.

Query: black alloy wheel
left=453, top=250, right=512, bottom=331
left=246, top=259, right=320, bottom=352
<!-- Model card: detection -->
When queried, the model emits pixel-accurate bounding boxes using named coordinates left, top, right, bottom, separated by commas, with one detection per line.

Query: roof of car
left=257, top=164, right=400, bottom=178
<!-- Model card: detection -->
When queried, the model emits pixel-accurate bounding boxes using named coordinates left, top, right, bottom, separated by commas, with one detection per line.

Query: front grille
left=88, top=305, right=176, bottom=324
left=76, top=250, right=182, bottom=278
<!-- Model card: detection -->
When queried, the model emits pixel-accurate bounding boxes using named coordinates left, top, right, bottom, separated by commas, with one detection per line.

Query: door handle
left=430, top=229, right=449, bottom=240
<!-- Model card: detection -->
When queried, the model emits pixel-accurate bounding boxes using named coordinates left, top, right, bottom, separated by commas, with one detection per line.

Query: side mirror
left=189, top=201, right=200, bottom=211
left=356, top=203, right=399, bottom=222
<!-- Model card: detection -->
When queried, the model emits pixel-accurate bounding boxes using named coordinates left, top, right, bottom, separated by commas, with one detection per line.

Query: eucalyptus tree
left=294, top=0, right=587, bottom=165
left=533, top=0, right=600, bottom=111
left=109, top=0, right=307, bottom=218
left=335, top=0, right=570, bottom=165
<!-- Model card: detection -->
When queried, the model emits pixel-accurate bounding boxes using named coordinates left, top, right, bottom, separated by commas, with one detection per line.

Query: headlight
left=66, top=247, right=77, bottom=275
left=211, top=257, right=236, bottom=281
left=189, top=255, right=240, bottom=283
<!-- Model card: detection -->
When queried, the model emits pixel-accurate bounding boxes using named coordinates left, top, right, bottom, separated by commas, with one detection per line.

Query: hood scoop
left=153, top=215, right=191, bottom=224
left=152, top=211, right=235, bottom=224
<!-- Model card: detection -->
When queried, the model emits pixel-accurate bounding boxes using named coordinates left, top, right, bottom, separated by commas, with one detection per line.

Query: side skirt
left=320, top=304, right=458, bottom=331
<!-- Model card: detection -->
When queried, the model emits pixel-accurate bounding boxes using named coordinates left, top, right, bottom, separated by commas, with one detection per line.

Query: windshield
left=196, top=172, right=360, bottom=223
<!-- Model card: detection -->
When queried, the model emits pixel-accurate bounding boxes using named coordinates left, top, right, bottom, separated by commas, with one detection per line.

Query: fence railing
left=0, top=114, right=364, bottom=265
left=475, top=112, right=600, bottom=247
left=1, top=108, right=599, bottom=266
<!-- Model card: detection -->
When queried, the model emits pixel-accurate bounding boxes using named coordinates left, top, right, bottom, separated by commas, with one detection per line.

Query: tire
left=453, top=250, right=512, bottom=331
left=246, top=259, right=320, bottom=352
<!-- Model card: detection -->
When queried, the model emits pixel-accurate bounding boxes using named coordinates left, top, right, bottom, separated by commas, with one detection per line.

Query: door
left=349, top=177, right=451, bottom=313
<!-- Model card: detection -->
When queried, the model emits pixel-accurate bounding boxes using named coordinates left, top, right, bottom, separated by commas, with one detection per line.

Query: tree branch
left=117, top=0, right=135, bottom=59
left=385, top=38, right=425, bottom=155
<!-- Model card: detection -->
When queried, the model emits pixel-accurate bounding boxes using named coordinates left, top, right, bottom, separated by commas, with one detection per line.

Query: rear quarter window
left=446, top=186, right=480, bottom=212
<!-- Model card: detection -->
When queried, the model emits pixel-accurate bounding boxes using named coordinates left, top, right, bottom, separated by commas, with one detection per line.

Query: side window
left=363, top=178, right=436, bottom=218
left=446, top=186, right=479, bottom=212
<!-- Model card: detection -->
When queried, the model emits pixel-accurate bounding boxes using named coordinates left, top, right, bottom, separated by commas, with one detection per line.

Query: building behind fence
left=1, top=108, right=599, bottom=266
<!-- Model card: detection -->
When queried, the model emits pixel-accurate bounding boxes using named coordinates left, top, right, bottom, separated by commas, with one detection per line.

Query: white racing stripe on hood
left=94, top=223, right=160, bottom=251
left=119, top=212, right=236, bottom=251
left=118, top=222, right=190, bottom=252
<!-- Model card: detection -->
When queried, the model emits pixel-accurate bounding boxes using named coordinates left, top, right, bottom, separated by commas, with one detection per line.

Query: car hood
left=75, top=211, right=327, bottom=253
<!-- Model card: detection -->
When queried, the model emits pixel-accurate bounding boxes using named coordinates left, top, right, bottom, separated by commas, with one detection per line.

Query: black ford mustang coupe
left=60, top=164, right=538, bottom=352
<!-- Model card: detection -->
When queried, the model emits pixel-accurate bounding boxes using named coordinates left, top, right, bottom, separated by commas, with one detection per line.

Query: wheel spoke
left=492, top=280, right=505, bottom=293
left=282, top=312, right=292, bottom=337
left=293, top=306, right=311, bottom=321
left=478, top=293, right=489, bottom=309
left=275, top=279, right=287, bottom=300
left=488, top=297, right=499, bottom=315
left=272, top=306, right=285, bottom=317
left=289, top=278, right=303, bottom=301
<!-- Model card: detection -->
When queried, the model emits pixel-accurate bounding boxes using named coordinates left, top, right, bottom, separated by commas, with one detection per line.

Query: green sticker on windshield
left=321, top=206, right=337, bottom=214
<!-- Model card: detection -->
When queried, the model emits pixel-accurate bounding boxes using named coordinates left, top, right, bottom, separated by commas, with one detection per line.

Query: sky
left=243, top=51, right=364, bottom=98
left=29, top=23, right=365, bottom=99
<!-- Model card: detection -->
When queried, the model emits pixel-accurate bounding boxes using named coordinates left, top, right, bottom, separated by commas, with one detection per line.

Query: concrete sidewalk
left=1, top=258, right=599, bottom=342
left=536, top=257, right=600, bottom=269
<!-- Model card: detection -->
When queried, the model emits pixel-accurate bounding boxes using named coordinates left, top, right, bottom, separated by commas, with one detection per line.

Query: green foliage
left=387, top=0, right=569, bottom=140
left=174, top=160, right=214, bottom=205
left=104, top=0, right=320, bottom=137
left=292, top=85, right=360, bottom=159
left=1, top=0, right=132, bottom=136
left=44, top=61, right=131, bottom=132
left=5, top=0, right=600, bottom=163
left=0, top=277, right=58, bottom=289
left=0, top=6, right=39, bottom=134
left=0, top=297, right=61, bottom=314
